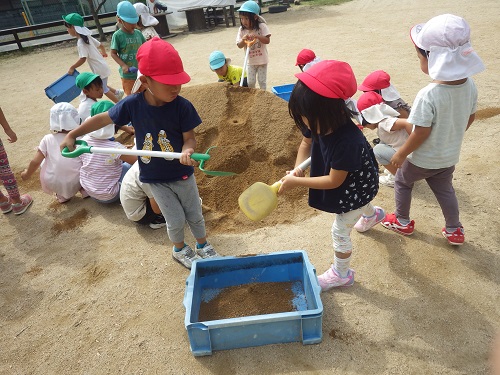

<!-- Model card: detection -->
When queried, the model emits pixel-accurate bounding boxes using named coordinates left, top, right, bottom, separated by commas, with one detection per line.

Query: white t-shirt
left=407, top=79, right=477, bottom=169
left=77, top=36, right=111, bottom=79
left=236, top=22, right=271, bottom=66
left=77, top=96, right=96, bottom=123
left=120, top=162, right=153, bottom=221
left=38, top=132, right=82, bottom=199
left=378, top=117, right=409, bottom=150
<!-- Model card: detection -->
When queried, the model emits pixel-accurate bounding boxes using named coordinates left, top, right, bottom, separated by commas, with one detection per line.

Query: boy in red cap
left=358, top=14, right=484, bottom=246
left=61, top=37, right=220, bottom=269
left=279, top=60, right=382, bottom=291
left=295, top=48, right=320, bottom=72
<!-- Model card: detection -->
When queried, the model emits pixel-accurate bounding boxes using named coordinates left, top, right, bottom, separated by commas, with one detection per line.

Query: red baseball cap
left=137, top=37, right=190, bottom=85
left=295, top=60, right=357, bottom=100
left=356, top=91, right=384, bottom=113
left=358, top=70, right=391, bottom=91
left=295, top=49, right=316, bottom=66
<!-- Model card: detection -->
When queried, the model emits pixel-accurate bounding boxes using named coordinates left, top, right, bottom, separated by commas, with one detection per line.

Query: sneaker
left=12, top=194, right=33, bottom=215
left=381, top=213, right=414, bottom=236
left=354, top=206, right=385, bottom=232
left=442, top=226, right=464, bottom=245
left=317, top=266, right=355, bottom=291
left=115, top=89, right=125, bottom=100
left=149, top=214, right=166, bottom=229
left=379, top=173, right=395, bottom=187
left=172, top=244, right=201, bottom=269
left=195, top=242, right=220, bottom=259
left=0, top=198, right=12, bottom=214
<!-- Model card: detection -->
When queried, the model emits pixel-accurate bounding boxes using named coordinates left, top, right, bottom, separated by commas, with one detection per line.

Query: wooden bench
left=152, top=11, right=175, bottom=38
left=205, top=5, right=236, bottom=28
left=178, top=6, right=208, bottom=32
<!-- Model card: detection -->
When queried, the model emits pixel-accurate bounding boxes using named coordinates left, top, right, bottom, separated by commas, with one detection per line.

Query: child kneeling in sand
left=61, top=37, right=220, bottom=269
left=21, top=103, right=86, bottom=203
left=209, top=50, right=247, bottom=87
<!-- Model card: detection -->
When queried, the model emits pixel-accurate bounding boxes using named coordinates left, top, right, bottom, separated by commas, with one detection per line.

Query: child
left=149, top=0, right=168, bottom=13
left=236, top=1, right=271, bottom=90
left=358, top=70, right=411, bottom=119
left=279, top=60, right=382, bottom=290
left=358, top=14, right=484, bottom=246
left=356, top=91, right=412, bottom=187
left=295, top=48, right=321, bottom=72
left=134, top=2, right=159, bottom=41
left=209, top=50, right=247, bottom=87
left=120, top=162, right=166, bottom=229
left=0, top=106, right=33, bottom=215
left=79, top=101, right=136, bottom=203
left=76, top=72, right=134, bottom=136
left=62, top=12, right=123, bottom=103
left=61, top=37, right=220, bottom=269
left=111, top=1, right=146, bottom=95
left=21, top=103, right=85, bottom=203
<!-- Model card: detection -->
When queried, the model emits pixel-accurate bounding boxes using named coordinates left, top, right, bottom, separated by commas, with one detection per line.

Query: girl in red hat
left=279, top=60, right=383, bottom=291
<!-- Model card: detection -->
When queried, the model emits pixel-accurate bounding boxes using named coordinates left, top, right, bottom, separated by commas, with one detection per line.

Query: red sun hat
left=295, top=60, right=357, bottom=100
left=137, top=37, right=190, bottom=85
left=356, top=91, right=384, bottom=113
left=358, top=70, right=391, bottom=91
left=295, top=49, right=316, bottom=66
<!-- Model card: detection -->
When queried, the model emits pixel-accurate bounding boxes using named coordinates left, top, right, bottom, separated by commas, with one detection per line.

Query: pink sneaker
left=317, top=266, right=354, bottom=292
left=354, top=206, right=385, bottom=232
left=12, top=194, right=33, bottom=215
left=381, top=213, right=414, bottom=236
left=0, top=198, right=12, bottom=214
left=442, top=227, right=464, bottom=245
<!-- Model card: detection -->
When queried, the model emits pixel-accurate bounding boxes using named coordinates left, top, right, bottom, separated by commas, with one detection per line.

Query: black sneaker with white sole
left=149, top=214, right=166, bottom=229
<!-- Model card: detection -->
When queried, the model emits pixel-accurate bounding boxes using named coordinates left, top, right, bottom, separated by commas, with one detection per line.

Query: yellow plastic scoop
left=238, top=157, right=311, bottom=221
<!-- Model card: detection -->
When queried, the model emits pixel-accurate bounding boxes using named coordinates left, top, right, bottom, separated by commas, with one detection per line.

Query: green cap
left=90, top=100, right=115, bottom=117
left=75, top=72, right=100, bottom=89
left=62, top=13, right=84, bottom=27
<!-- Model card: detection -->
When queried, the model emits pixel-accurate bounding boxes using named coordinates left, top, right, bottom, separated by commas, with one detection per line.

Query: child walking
left=79, top=101, right=136, bottom=203
left=0, top=106, right=33, bottom=215
left=236, top=1, right=271, bottom=90
left=356, top=91, right=412, bottom=187
left=134, top=2, right=159, bottom=41
left=279, top=60, right=382, bottom=291
left=111, top=1, right=146, bottom=95
left=62, top=13, right=123, bottom=103
left=21, top=103, right=85, bottom=203
left=61, top=37, right=220, bottom=269
left=209, top=50, right=247, bottom=87
left=357, top=14, right=485, bottom=246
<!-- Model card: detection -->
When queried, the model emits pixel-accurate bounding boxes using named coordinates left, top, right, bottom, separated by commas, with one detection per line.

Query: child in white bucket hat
left=134, top=3, right=159, bottom=41
left=358, top=14, right=484, bottom=246
left=21, top=103, right=86, bottom=203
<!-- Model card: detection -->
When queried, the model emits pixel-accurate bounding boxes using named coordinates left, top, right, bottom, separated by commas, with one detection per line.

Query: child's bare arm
left=179, top=130, right=196, bottom=165
left=280, top=168, right=348, bottom=193
left=119, top=154, right=137, bottom=165
left=98, top=45, right=108, bottom=58
left=392, top=118, right=414, bottom=135
left=61, top=113, right=113, bottom=151
left=69, top=57, right=86, bottom=75
left=466, top=113, right=475, bottom=130
left=391, top=125, right=432, bottom=168
left=110, top=50, right=130, bottom=73
left=0, top=107, right=17, bottom=143
left=21, top=150, right=45, bottom=180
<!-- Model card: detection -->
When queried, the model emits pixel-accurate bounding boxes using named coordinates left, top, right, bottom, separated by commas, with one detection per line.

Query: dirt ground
left=1, top=0, right=499, bottom=374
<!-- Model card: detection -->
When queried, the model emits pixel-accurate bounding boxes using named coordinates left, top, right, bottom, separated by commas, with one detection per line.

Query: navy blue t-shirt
left=305, top=122, right=379, bottom=214
left=108, top=93, right=202, bottom=183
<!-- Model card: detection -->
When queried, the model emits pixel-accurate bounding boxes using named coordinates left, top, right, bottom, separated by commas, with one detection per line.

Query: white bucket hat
left=410, top=14, right=485, bottom=81
left=89, top=124, right=116, bottom=140
left=134, top=3, right=159, bottom=27
left=380, top=84, right=401, bottom=101
left=357, top=92, right=400, bottom=124
left=74, top=25, right=92, bottom=36
left=49, top=102, right=81, bottom=132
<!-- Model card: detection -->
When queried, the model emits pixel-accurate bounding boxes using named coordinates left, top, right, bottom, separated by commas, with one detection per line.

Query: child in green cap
left=62, top=12, right=123, bottom=103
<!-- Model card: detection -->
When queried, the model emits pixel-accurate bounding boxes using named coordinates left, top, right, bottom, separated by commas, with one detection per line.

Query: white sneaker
left=354, top=206, right=385, bottom=232
left=195, top=242, right=220, bottom=258
left=379, top=173, right=395, bottom=187
left=172, top=244, right=201, bottom=269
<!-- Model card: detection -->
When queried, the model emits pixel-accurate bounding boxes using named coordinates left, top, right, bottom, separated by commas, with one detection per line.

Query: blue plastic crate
left=183, top=250, right=323, bottom=356
left=271, top=83, right=295, bottom=102
left=44, top=70, right=81, bottom=103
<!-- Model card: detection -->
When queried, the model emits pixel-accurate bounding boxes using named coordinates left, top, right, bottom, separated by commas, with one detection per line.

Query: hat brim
left=149, top=71, right=191, bottom=86
left=295, top=72, right=336, bottom=99
left=74, top=25, right=92, bottom=36
left=410, top=23, right=426, bottom=50
left=119, top=15, right=139, bottom=24
left=140, top=13, right=159, bottom=27
left=131, top=71, right=143, bottom=94
left=358, top=82, right=376, bottom=92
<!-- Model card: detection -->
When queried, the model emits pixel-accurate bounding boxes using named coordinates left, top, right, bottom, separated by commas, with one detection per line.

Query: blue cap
left=238, top=1, right=260, bottom=15
left=117, top=1, right=139, bottom=24
left=209, top=51, right=227, bottom=70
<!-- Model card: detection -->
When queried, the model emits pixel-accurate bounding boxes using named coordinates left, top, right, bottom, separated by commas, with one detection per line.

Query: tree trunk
left=86, top=0, right=107, bottom=42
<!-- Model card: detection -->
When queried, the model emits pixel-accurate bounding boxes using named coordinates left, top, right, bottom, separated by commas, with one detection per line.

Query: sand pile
left=180, top=83, right=315, bottom=234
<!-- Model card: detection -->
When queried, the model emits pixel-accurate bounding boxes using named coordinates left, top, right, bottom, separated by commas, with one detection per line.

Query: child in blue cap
left=111, top=1, right=146, bottom=95
left=209, top=51, right=247, bottom=86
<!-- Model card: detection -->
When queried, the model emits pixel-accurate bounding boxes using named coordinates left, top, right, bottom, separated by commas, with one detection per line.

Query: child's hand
left=122, top=65, right=130, bottom=74
left=68, top=67, right=75, bottom=75
left=390, top=151, right=406, bottom=169
left=20, top=169, right=29, bottom=181
left=179, top=148, right=195, bottom=166
left=60, top=135, right=77, bottom=152
left=5, top=128, right=17, bottom=143
left=286, top=166, right=305, bottom=178
left=101, top=52, right=108, bottom=58
left=278, top=174, right=299, bottom=194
